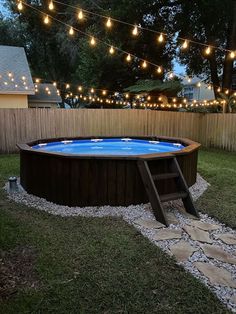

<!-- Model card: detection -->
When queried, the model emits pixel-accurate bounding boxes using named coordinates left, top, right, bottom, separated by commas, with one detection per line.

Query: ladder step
left=152, top=172, right=179, bottom=181
left=160, top=191, right=188, bottom=202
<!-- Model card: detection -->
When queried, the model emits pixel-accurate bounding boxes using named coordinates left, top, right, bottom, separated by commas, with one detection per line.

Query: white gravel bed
left=4, top=174, right=236, bottom=312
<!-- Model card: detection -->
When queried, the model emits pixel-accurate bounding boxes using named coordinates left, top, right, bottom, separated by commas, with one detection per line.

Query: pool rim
left=17, top=136, right=200, bottom=160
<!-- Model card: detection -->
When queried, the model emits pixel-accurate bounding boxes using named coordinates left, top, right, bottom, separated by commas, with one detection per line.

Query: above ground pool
left=18, top=136, right=200, bottom=208
left=32, top=138, right=185, bottom=156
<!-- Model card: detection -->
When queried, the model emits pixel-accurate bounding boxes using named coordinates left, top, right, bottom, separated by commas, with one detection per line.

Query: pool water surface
left=32, top=138, right=185, bottom=156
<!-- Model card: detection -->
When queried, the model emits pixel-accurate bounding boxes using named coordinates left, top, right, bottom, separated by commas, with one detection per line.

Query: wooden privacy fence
left=0, top=109, right=236, bottom=153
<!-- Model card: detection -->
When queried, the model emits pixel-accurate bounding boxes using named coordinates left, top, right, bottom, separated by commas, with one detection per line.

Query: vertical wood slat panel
left=0, top=109, right=236, bottom=153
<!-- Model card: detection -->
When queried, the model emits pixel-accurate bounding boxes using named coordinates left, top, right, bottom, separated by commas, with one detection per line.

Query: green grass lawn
left=197, top=148, right=236, bottom=229
left=0, top=152, right=233, bottom=314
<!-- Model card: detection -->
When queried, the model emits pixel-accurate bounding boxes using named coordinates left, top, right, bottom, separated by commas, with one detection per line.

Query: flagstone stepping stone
left=183, top=225, right=213, bottom=243
left=134, top=218, right=164, bottom=229
left=177, top=208, right=199, bottom=220
left=188, top=220, right=220, bottom=231
left=153, top=229, right=182, bottom=241
left=215, top=233, right=236, bottom=245
left=169, top=240, right=198, bottom=262
left=194, top=262, right=236, bottom=288
left=230, top=295, right=236, bottom=304
left=201, top=244, right=236, bottom=265
left=166, top=212, right=179, bottom=225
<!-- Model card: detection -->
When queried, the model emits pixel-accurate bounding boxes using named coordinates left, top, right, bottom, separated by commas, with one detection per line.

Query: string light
left=142, top=60, right=147, bottom=68
left=78, top=9, right=84, bottom=20
left=109, top=46, right=115, bottom=54
left=106, top=17, right=112, bottom=28
left=229, top=51, right=235, bottom=59
left=69, top=27, right=74, bottom=36
left=44, top=15, right=50, bottom=24
left=132, top=25, right=139, bottom=36
left=126, top=54, right=132, bottom=62
left=78, top=86, right=83, bottom=91
left=17, top=1, right=23, bottom=10
left=21, top=0, right=236, bottom=59
left=205, top=46, right=211, bottom=55
left=182, top=40, right=189, bottom=49
left=157, top=66, right=162, bottom=74
left=48, top=1, right=54, bottom=11
left=102, top=90, right=107, bottom=95
left=90, top=37, right=96, bottom=46
left=158, top=33, right=164, bottom=43
left=91, top=88, right=94, bottom=93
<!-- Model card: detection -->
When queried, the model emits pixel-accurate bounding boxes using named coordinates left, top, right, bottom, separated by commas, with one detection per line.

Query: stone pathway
left=4, top=174, right=236, bottom=312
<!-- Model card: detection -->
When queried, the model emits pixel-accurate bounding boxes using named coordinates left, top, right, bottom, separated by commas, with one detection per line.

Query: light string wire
left=20, top=1, right=164, bottom=70
left=51, top=0, right=235, bottom=54
left=33, top=78, right=226, bottom=108
left=18, top=1, right=236, bottom=96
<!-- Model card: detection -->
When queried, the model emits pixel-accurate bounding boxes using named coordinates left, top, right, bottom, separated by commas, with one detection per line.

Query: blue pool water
left=32, top=138, right=185, bottom=156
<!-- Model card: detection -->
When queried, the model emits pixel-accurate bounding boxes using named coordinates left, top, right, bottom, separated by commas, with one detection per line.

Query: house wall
left=29, top=102, right=58, bottom=109
left=0, top=94, right=28, bottom=108
left=182, top=83, right=215, bottom=101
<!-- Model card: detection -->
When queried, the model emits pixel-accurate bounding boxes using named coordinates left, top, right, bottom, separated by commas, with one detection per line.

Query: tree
left=172, top=0, right=236, bottom=112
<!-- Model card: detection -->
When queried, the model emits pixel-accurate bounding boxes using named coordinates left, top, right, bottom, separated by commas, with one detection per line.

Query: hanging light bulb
left=91, top=88, right=95, bottom=93
left=90, top=37, right=96, bottom=46
left=78, top=86, right=82, bottom=91
left=169, top=72, right=174, bottom=79
left=182, top=40, right=189, bottom=49
left=69, top=27, right=74, bottom=36
left=205, top=46, right=211, bottom=55
left=109, top=46, right=115, bottom=54
left=229, top=51, right=235, bottom=59
left=66, top=84, right=70, bottom=89
left=158, top=33, right=164, bottom=43
left=44, top=15, right=50, bottom=24
left=217, top=87, right=221, bottom=92
left=106, top=17, right=112, bottom=28
left=142, top=60, right=147, bottom=68
left=197, top=82, right=201, bottom=87
left=49, top=1, right=54, bottom=10
left=225, top=89, right=229, bottom=95
left=17, top=1, right=23, bottom=10
left=126, top=54, right=132, bottom=62
left=78, top=10, right=84, bottom=20
left=132, top=25, right=139, bottom=36
left=157, top=66, right=162, bottom=74
left=102, top=90, right=107, bottom=95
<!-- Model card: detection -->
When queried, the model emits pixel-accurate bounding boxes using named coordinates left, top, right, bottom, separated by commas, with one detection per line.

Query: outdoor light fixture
left=49, top=1, right=54, bottom=10
left=78, top=10, right=84, bottom=20
left=106, top=17, right=112, bottom=28
left=17, top=1, right=23, bottom=11
left=8, top=177, right=18, bottom=192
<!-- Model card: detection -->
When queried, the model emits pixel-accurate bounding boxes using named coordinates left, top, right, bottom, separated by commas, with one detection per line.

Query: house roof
left=0, top=45, right=35, bottom=95
left=28, top=83, right=62, bottom=103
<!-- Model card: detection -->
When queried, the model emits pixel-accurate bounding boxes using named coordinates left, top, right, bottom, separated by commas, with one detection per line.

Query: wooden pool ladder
left=137, top=155, right=199, bottom=226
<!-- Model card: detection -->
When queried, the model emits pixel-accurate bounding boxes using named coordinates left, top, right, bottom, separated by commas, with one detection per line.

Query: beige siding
left=29, top=102, right=58, bottom=108
left=0, top=94, right=28, bottom=108
left=0, top=109, right=236, bottom=153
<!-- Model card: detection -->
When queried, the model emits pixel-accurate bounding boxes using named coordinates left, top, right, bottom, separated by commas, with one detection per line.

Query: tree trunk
left=222, top=0, right=236, bottom=112
left=208, top=51, right=220, bottom=98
